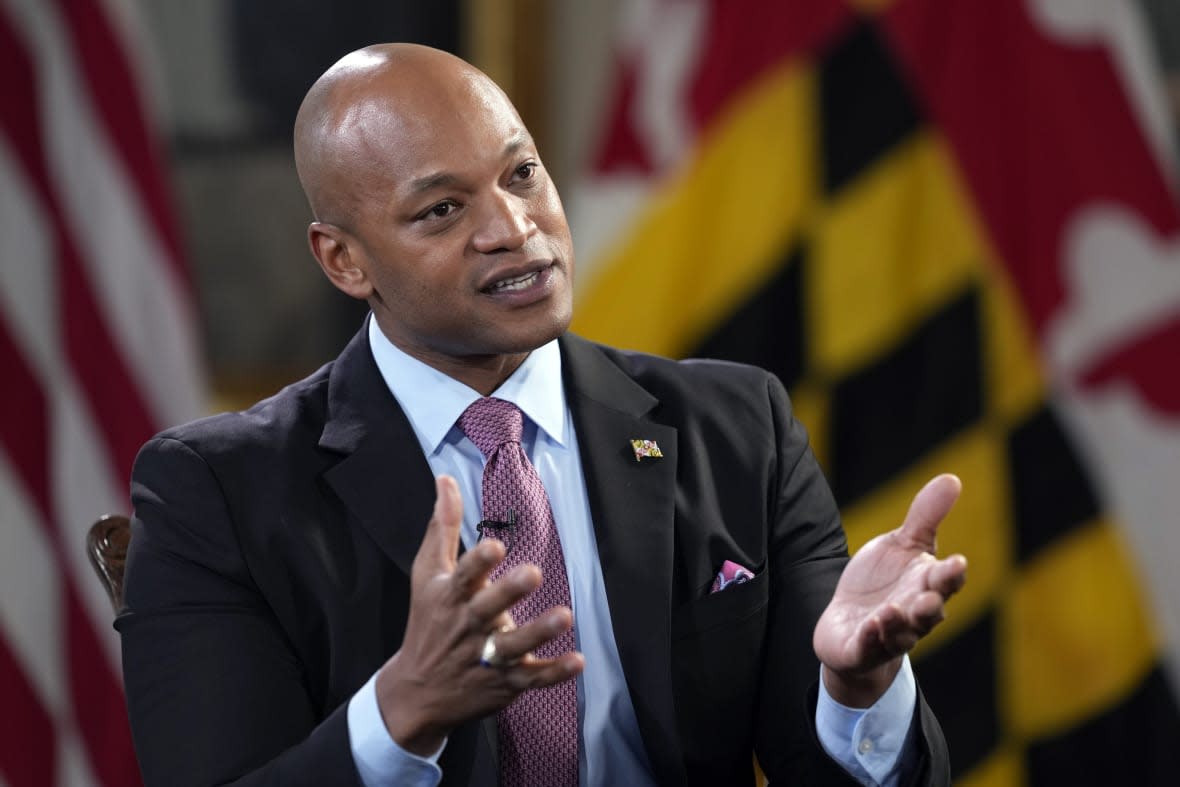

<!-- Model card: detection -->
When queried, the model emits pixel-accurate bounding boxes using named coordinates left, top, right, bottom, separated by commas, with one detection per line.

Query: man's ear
left=308, top=221, right=373, bottom=299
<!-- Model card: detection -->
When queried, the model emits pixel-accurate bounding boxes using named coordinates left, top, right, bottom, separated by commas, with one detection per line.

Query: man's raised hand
left=375, top=476, right=584, bottom=755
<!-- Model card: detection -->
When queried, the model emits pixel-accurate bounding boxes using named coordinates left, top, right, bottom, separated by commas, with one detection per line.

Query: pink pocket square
left=710, top=560, right=755, bottom=593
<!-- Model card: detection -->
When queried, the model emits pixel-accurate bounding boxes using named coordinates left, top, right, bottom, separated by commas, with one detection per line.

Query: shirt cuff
left=815, top=655, right=917, bottom=787
left=347, top=671, right=446, bottom=787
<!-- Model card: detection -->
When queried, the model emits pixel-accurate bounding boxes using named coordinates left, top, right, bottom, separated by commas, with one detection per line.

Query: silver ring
left=479, top=625, right=515, bottom=668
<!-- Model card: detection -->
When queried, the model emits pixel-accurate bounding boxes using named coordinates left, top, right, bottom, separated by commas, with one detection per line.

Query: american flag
left=0, top=0, right=204, bottom=784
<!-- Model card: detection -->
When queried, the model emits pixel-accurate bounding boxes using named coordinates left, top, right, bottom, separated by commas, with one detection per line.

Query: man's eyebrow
left=406, top=133, right=534, bottom=197
left=408, top=172, right=459, bottom=196
left=503, top=133, right=530, bottom=158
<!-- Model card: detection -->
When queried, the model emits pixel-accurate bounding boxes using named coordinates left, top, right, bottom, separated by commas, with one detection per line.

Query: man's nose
left=472, top=190, right=537, bottom=253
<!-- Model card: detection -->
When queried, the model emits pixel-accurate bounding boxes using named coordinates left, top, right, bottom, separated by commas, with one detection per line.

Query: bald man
left=118, top=44, right=965, bottom=787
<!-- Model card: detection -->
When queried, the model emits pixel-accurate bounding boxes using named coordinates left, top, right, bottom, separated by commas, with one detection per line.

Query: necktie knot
left=458, top=397, right=524, bottom=458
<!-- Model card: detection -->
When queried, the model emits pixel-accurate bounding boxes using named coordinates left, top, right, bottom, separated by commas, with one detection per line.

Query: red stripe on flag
left=1081, top=318, right=1180, bottom=415
left=50, top=0, right=189, bottom=289
left=60, top=236, right=159, bottom=487
left=0, top=10, right=158, bottom=493
left=0, top=317, right=50, bottom=513
left=881, top=0, right=1180, bottom=335
left=0, top=634, right=57, bottom=787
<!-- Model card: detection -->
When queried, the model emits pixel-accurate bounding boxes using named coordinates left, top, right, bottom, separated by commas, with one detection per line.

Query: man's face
left=338, top=73, right=575, bottom=369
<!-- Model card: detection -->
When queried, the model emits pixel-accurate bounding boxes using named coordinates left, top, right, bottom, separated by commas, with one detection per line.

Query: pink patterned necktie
left=457, top=397, right=578, bottom=786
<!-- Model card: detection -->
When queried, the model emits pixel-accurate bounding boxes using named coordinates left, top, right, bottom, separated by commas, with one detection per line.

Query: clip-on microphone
left=476, top=508, right=516, bottom=540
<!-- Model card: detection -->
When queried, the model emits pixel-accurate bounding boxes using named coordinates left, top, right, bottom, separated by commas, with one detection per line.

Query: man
left=118, top=43, right=967, bottom=786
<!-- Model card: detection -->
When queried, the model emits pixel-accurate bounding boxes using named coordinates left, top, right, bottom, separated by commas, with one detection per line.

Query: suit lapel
left=561, top=335, right=685, bottom=785
left=318, top=325, right=436, bottom=579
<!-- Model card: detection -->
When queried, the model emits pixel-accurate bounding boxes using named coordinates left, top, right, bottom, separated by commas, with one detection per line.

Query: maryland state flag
left=571, top=1, right=1180, bottom=783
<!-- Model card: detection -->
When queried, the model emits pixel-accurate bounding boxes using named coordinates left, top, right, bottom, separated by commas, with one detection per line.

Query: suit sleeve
left=117, top=436, right=362, bottom=787
left=752, top=374, right=951, bottom=786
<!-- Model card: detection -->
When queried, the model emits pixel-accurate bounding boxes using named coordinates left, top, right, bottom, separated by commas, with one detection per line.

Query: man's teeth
left=489, top=271, right=539, bottom=292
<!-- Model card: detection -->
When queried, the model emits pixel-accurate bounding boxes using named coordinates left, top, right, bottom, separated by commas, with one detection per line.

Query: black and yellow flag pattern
left=573, top=6, right=1180, bottom=783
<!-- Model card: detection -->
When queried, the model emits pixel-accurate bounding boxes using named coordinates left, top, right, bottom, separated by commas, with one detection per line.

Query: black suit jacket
left=118, top=326, right=950, bottom=786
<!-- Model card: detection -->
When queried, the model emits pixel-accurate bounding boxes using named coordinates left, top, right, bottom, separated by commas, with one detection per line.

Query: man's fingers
left=490, top=606, right=573, bottom=662
left=500, top=652, right=585, bottom=692
left=899, top=474, right=962, bottom=550
left=415, top=476, right=465, bottom=574
left=467, top=564, right=542, bottom=621
left=857, top=597, right=946, bottom=663
left=451, top=537, right=509, bottom=596
left=927, top=554, right=968, bottom=597
left=907, top=591, right=946, bottom=634
left=874, top=604, right=920, bottom=655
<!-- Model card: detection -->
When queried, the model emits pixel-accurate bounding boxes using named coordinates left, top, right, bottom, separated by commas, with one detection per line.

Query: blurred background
left=4, top=0, right=1180, bottom=784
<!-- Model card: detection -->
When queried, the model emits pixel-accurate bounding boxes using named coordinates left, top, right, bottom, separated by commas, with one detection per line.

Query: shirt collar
left=367, top=315, right=567, bottom=455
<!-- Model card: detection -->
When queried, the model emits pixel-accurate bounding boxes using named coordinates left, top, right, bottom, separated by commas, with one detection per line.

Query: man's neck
left=429, top=352, right=530, bottom=396
left=383, top=340, right=530, bottom=396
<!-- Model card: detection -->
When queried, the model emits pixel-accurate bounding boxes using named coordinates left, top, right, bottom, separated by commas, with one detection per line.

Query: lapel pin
left=630, top=438, right=663, bottom=462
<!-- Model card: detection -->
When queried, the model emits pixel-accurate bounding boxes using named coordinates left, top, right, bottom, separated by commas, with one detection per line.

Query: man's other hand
left=813, top=474, right=968, bottom=707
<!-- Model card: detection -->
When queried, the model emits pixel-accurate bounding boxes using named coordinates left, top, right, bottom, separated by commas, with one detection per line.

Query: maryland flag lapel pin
left=630, top=439, right=663, bottom=462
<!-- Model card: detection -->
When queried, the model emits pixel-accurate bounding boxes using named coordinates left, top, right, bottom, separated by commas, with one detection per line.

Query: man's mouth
left=484, top=267, right=544, bottom=293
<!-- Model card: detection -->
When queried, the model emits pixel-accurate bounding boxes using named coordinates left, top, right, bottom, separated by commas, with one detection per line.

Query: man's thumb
left=901, top=474, right=962, bottom=549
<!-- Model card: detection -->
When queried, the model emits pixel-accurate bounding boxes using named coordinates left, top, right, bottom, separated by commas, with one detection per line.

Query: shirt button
left=858, top=739, right=874, bottom=755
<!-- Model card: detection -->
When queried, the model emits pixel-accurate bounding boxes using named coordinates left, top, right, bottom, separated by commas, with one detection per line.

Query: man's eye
left=425, top=201, right=456, bottom=219
left=514, top=162, right=537, bottom=180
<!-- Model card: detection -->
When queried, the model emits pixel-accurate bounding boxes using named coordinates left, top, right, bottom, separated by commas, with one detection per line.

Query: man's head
left=294, top=44, right=574, bottom=391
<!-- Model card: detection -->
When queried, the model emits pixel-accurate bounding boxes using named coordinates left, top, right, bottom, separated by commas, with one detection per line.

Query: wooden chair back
left=86, top=514, right=130, bottom=613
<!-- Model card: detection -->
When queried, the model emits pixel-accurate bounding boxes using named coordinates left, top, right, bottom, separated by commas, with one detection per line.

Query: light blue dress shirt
left=347, top=317, right=916, bottom=786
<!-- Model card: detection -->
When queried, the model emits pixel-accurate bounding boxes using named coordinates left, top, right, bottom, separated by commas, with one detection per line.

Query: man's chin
left=432, top=318, right=569, bottom=363
left=491, top=305, right=572, bottom=353
left=488, top=321, right=569, bottom=356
